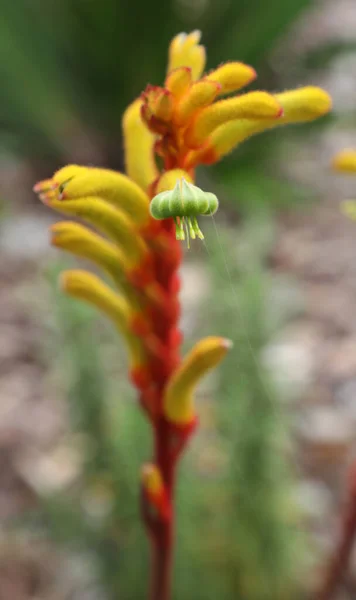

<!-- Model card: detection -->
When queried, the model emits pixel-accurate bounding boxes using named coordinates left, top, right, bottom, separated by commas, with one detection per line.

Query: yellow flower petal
left=189, top=86, right=332, bottom=162
left=165, top=67, right=192, bottom=98
left=174, top=80, right=221, bottom=126
left=164, top=336, right=232, bottom=424
left=205, top=62, right=256, bottom=95
left=333, top=149, right=356, bottom=173
left=167, top=31, right=206, bottom=81
left=60, top=167, right=150, bottom=225
left=61, top=269, right=145, bottom=369
left=53, top=164, right=90, bottom=185
left=185, top=91, right=283, bottom=147
left=275, top=86, right=332, bottom=123
left=47, top=197, right=148, bottom=267
left=50, top=221, right=134, bottom=297
left=122, top=98, right=158, bottom=192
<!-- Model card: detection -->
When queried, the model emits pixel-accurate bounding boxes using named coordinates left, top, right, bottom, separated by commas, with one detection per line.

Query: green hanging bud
left=150, top=178, right=218, bottom=246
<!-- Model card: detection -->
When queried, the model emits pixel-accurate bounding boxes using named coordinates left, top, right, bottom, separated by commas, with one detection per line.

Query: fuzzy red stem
left=149, top=419, right=176, bottom=600
left=317, top=463, right=356, bottom=600
left=141, top=219, right=182, bottom=600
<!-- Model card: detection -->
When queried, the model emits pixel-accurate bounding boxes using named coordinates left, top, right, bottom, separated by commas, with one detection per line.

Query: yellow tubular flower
left=50, top=221, right=134, bottom=296
left=167, top=31, right=206, bottom=81
left=122, top=99, right=159, bottom=192
left=47, top=197, right=148, bottom=267
left=165, top=67, right=192, bottom=98
left=61, top=270, right=145, bottom=370
left=275, top=86, right=332, bottom=123
left=333, top=149, right=356, bottom=173
left=53, top=164, right=90, bottom=185
left=60, top=168, right=150, bottom=225
left=185, top=91, right=283, bottom=147
left=174, top=80, right=221, bottom=126
left=164, top=336, right=232, bottom=425
left=186, top=85, right=332, bottom=165
left=205, top=62, right=257, bottom=95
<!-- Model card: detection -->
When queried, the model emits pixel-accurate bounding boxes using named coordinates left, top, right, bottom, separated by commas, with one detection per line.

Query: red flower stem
left=149, top=418, right=176, bottom=600
left=143, top=219, right=181, bottom=600
left=150, top=524, right=173, bottom=600
left=317, top=464, right=356, bottom=600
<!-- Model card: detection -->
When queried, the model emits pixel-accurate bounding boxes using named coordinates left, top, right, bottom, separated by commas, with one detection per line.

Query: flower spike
left=35, top=33, right=333, bottom=598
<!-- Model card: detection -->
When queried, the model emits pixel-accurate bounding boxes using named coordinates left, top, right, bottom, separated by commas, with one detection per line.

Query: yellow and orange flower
left=34, top=31, right=332, bottom=428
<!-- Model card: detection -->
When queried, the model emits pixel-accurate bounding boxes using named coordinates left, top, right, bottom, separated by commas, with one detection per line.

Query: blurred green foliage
left=201, top=218, right=306, bottom=600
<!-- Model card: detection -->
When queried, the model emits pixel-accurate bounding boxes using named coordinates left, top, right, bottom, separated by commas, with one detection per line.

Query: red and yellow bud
left=141, top=464, right=170, bottom=521
left=205, top=61, right=256, bottom=95
left=141, top=85, right=175, bottom=136
left=167, top=31, right=206, bottom=81
left=333, top=149, right=356, bottom=174
left=61, top=270, right=146, bottom=371
left=163, top=336, right=232, bottom=425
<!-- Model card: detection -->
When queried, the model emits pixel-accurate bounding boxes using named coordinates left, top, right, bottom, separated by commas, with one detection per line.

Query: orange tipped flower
left=127, top=38, right=330, bottom=177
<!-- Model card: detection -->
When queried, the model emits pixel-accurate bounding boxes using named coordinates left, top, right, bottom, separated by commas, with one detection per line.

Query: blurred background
left=1, top=0, right=356, bottom=598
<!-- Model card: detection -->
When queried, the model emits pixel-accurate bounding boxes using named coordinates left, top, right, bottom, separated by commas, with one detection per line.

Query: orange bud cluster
left=137, top=31, right=331, bottom=181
